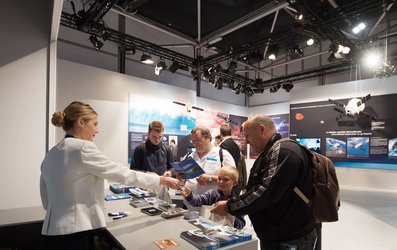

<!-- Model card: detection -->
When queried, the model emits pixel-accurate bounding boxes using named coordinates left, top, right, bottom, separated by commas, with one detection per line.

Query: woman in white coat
left=40, top=101, right=180, bottom=249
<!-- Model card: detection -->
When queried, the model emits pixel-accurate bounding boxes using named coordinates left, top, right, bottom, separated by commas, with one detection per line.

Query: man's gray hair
left=191, top=126, right=212, bottom=140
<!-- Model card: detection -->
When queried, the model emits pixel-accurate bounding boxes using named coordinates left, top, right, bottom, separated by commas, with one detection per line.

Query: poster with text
left=290, top=93, right=397, bottom=170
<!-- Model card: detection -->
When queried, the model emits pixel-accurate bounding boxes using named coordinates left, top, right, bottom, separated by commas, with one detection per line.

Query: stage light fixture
left=140, top=54, right=153, bottom=64
left=89, top=35, right=103, bottom=50
left=269, top=83, right=281, bottom=93
left=352, top=22, right=366, bottom=34
left=98, top=25, right=111, bottom=41
left=267, top=44, right=279, bottom=60
left=306, top=38, right=315, bottom=46
left=282, top=82, right=294, bottom=92
left=155, top=59, right=167, bottom=75
left=287, top=41, right=303, bottom=60
left=227, top=61, right=237, bottom=73
left=169, top=61, right=180, bottom=73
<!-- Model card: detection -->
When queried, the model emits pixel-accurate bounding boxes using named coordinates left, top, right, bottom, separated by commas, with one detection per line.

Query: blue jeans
left=260, top=228, right=318, bottom=250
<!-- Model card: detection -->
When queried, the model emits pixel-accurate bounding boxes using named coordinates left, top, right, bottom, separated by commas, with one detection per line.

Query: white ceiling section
left=56, top=0, right=397, bottom=106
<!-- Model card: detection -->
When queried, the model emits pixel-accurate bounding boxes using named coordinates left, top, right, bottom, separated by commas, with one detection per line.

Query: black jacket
left=227, top=133, right=315, bottom=242
left=220, top=137, right=241, bottom=167
left=130, top=140, right=174, bottom=175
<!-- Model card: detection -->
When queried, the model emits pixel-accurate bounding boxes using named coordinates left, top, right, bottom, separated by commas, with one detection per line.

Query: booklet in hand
left=171, top=157, right=205, bottom=179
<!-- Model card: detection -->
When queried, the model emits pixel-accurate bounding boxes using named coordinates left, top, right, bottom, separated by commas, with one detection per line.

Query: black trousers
left=260, top=228, right=318, bottom=250
left=42, top=228, right=115, bottom=250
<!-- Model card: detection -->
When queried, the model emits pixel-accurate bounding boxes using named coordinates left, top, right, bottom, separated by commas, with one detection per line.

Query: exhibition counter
left=0, top=191, right=257, bottom=250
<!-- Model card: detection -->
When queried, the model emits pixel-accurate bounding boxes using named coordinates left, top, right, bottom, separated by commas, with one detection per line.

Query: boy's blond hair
left=219, top=166, right=239, bottom=183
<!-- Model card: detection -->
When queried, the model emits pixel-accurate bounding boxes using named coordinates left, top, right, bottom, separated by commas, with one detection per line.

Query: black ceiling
left=61, top=0, right=397, bottom=95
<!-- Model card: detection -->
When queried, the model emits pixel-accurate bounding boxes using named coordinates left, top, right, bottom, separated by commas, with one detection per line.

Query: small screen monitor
left=296, top=138, right=321, bottom=153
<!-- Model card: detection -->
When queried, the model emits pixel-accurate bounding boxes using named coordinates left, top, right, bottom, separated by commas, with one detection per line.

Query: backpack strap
left=219, top=148, right=224, bottom=167
left=269, top=138, right=310, bottom=205
left=293, top=186, right=310, bottom=204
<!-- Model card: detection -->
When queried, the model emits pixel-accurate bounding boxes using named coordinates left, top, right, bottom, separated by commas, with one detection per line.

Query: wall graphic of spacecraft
left=328, top=94, right=377, bottom=121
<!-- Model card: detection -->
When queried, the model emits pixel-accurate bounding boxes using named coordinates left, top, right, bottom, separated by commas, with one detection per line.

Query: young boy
left=181, top=166, right=245, bottom=229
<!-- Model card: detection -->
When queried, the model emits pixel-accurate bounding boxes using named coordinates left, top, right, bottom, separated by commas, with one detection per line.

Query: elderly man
left=211, top=115, right=317, bottom=250
left=182, top=126, right=235, bottom=212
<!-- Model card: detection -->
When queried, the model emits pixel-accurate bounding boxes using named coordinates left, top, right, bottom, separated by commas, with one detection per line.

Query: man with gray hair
left=211, top=115, right=317, bottom=249
left=180, top=125, right=235, bottom=212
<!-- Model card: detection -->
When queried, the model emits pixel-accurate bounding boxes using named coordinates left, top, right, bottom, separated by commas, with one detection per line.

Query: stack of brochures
left=180, top=219, right=252, bottom=250
left=104, top=193, right=131, bottom=201
left=109, top=184, right=135, bottom=194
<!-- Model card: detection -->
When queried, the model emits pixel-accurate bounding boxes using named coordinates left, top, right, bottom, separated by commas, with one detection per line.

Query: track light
left=89, top=35, right=103, bottom=50
left=287, top=41, right=303, bottom=60
left=227, top=61, right=237, bottom=73
left=140, top=54, right=153, bottom=64
left=352, top=22, right=366, bottom=34
left=98, top=25, right=111, bottom=41
left=328, top=43, right=351, bottom=62
left=169, top=61, right=180, bottom=73
left=306, top=38, right=315, bottom=46
left=267, top=44, right=279, bottom=60
left=155, top=60, right=167, bottom=75
left=269, top=84, right=281, bottom=93
left=282, top=82, right=294, bottom=92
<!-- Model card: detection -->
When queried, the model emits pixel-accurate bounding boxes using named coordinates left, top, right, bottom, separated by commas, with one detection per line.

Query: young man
left=219, top=124, right=246, bottom=194
left=211, top=115, right=317, bottom=250
left=130, top=121, right=174, bottom=176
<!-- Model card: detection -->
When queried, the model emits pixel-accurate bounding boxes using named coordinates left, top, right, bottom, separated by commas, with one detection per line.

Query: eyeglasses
left=190, top=137, right=204, bottom=144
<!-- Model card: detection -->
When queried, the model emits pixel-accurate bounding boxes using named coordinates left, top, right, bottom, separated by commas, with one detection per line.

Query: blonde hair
left=51, top=101, right=97, bottom=132
left=219, top=166, right=239, bottom=182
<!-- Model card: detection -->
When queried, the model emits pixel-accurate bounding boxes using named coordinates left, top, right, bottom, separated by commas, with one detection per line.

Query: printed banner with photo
left=128, top=94, right=196, bottom=162
left=289, top=93, right=397, bottom=170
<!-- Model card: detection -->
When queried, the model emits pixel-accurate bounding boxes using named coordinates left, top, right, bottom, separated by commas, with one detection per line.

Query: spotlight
left=227, top=61, right=237, bottom=73
left=215, top=78, right=224, bottom=90
left=269, top=84, right=281, bottom=93
left=267, top=44, right=279, bottom=60
left=306, top=38, right=315, bottom=46
left=140, top=54, right=153, bottom=64
left=352, top=22, right=366, bottom=34
left=169, top=61, right=180, bottom=73
left=287, top=41, right=303, bottom=60
left=328, top=43, right=351, bottom=62
left=330, top=43, right=350, bottom=55
left=89, top=35, right=103, bottom=50
left=155, top=60, right=167, bottom=75
left=191, top=70, right=200, bottom=81
left=98, top=25, right=111, bottom=41
left=282, top=83, right=294, bottom=92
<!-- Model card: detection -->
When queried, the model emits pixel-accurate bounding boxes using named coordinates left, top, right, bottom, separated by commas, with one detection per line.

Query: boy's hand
left=180, top=186, right=191, bottom=197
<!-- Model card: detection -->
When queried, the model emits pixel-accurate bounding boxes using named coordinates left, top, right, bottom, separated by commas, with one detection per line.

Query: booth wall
left=290, top=77, right=397, bottom=190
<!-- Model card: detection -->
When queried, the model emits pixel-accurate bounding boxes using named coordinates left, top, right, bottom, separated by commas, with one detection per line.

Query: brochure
left=171, top=157, right=205, bottom=179
left=180, top=227, right=240, bottom=250
left=153, top=238, right=180, bottom=249
left=140, top=207, right=163, bottom=216
left=109, top=183, right=135, bottom=194
left=129, top=197, right=150, bottom=208
left=104, top=193, right=131, bottom=201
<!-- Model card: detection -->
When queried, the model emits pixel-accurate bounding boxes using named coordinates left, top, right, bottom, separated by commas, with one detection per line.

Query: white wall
left=0, top=50, right=48, bottom=209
